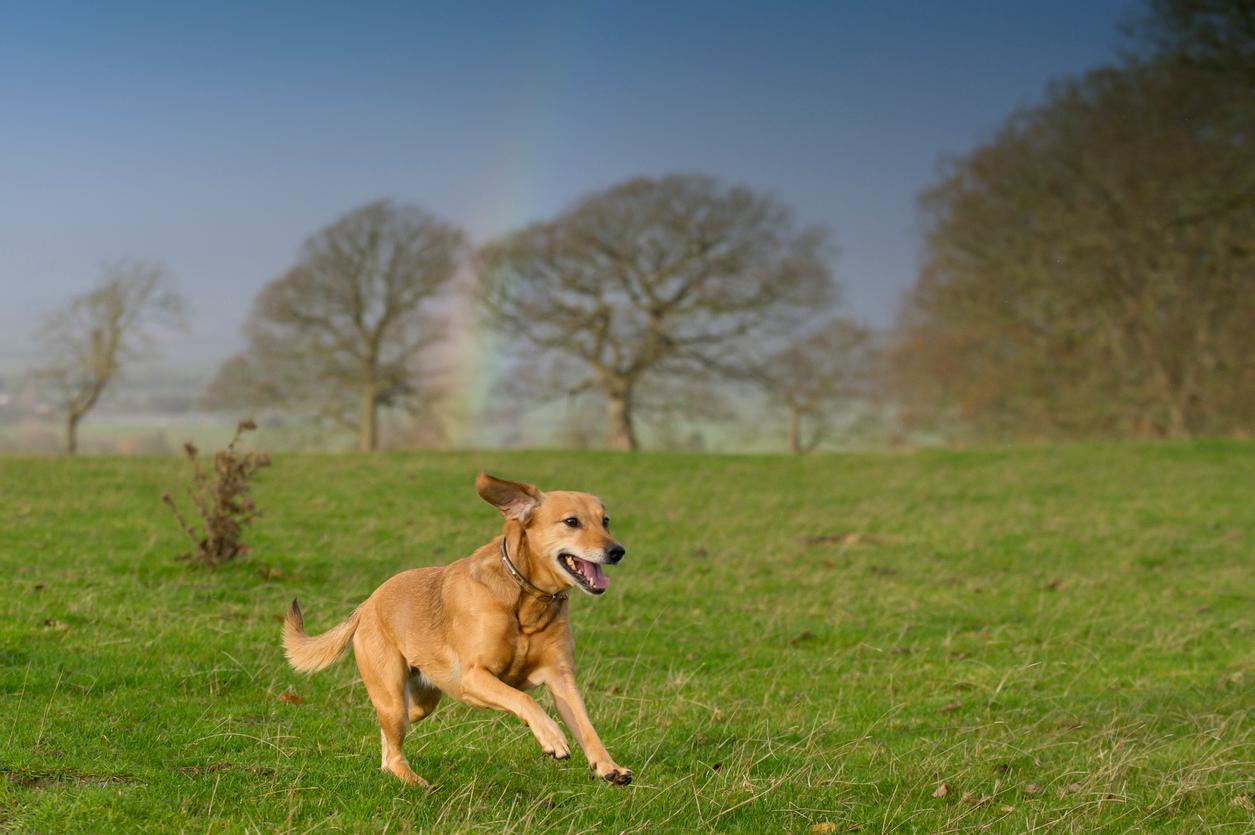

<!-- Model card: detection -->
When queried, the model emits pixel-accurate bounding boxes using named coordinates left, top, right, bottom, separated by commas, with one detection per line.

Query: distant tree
left=892, top=52, right=1254, bottom=439
left=477, top=175, right=836, bottom=450
left=752, top=318, right=876, bottom=453
left=33, top=260, right=186, bottom=455
left=1124, top=0, right=1255, bottom=226
left=208, top=201, right=464, bottom=451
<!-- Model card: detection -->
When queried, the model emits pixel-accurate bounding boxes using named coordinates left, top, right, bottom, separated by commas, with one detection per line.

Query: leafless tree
left=208, top=200, right=464, bottom=451
left=33, top=259, right=186, bottom=455
left=752, top=318, right=877, bottom=453
left=477, top=175, right=836, bottom=450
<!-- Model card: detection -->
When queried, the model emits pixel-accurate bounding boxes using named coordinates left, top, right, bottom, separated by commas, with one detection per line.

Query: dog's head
left=476, top=472, right=624, bottom=596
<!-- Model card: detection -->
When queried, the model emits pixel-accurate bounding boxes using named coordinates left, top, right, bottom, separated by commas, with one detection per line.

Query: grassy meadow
left=0, top=442, right=1252, bottom=832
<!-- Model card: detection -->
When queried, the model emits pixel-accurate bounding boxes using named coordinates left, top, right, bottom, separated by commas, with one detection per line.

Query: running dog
left=282, top=472, right=632, bottom=786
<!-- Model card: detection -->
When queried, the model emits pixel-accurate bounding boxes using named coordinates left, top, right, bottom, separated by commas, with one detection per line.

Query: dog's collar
left=499, top=537, right=568, bottom=603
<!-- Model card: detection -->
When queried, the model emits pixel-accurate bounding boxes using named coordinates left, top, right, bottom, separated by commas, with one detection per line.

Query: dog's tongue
left=575, top=557, right=609, bottom=591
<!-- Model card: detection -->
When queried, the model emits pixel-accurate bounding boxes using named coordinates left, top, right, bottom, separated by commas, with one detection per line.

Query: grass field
left=1, top=442, right=1252, bottom=832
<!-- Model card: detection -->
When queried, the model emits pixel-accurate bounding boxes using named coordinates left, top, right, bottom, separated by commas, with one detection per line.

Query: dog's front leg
left=546, top=669, right=632, bottom=785
left=459, top=667, right=571, bottom=759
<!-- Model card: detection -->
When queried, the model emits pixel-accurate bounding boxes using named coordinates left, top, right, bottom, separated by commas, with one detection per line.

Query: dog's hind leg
left=354, top=630, right=428, bottom=787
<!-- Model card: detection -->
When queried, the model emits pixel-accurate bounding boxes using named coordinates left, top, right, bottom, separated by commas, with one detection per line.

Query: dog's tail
left=283, top=599, right=361, bottom=674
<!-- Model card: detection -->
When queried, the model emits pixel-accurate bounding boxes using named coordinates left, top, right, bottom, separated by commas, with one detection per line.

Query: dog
left=282, top=472, right=632, bottom=787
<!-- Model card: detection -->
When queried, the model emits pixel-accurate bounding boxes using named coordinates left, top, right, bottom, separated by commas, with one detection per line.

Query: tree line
left=31, top=176, right=867, bottom=454
left=891, top=0, right=1254, bottom=440
left=26, top=0, right=1252, bottom=453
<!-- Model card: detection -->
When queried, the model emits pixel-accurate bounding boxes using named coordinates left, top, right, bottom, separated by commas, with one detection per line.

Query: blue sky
left=0, top=0, right=1136, bottom=371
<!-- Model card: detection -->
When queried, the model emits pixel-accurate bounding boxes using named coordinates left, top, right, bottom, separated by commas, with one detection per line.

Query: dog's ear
left=476, top=472, right=544, bottom=524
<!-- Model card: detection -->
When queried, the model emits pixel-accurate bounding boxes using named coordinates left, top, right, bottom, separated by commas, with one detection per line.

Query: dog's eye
left=563, top=517, right=581, bottom=528
left=603, top=517, right=610, bottom=529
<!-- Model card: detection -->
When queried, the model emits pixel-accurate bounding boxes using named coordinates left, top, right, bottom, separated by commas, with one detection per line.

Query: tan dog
left=282, top=472, right=632, bottom=787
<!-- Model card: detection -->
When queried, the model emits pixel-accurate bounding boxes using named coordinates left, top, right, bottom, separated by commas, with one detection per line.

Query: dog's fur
left=282, top=472, right=632, bottom=787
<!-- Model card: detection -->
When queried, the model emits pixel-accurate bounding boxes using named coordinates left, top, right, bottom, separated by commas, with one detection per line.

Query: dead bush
left=162, top=419, right=270, bottom=568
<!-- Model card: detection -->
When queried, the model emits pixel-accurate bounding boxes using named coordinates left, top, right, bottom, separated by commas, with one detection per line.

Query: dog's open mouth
left=559, top=553, right=609, bottom=595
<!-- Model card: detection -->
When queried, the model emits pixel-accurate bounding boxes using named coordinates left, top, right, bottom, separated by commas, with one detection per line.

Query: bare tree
left=33, top=260, right=186, bottom=455
left=208, top=201, right=464, bottom=451
left=477, top=175, right=836, bottom=450
left=752, top=318, right=876, bottom=453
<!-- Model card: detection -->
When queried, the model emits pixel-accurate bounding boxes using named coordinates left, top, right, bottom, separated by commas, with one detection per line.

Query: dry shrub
left=162, top=419, right=270, bottom=567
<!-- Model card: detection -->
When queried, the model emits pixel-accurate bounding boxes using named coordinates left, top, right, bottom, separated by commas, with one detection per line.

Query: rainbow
left=438, top=23, right=603, bottom=447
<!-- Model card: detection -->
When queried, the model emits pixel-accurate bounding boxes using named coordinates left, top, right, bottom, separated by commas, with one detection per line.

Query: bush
left=162, top=419, right=270, bottom=567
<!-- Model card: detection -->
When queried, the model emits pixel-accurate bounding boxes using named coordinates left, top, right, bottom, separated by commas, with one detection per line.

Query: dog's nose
left=605, top=543, right=625, bottom=563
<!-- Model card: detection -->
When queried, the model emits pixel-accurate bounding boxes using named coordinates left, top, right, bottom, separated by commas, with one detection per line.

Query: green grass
left=1, top=442, right=1253, bottom=832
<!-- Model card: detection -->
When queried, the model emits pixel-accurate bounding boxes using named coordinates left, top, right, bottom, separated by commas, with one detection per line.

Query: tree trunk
left=359, top=387, right=379, bottom=452
left=606, top=388, right=638, bottom=452
left=787, top=405, right=801, bottom=455
left=65, top=412, right=80, bottom=456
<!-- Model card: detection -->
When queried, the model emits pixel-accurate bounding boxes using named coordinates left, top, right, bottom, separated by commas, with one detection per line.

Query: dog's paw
left=533, top=717, right=571, bottom=760
left=592, top=763, right=633, bottom=786
left=387, top=763, right=432, bottom=789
